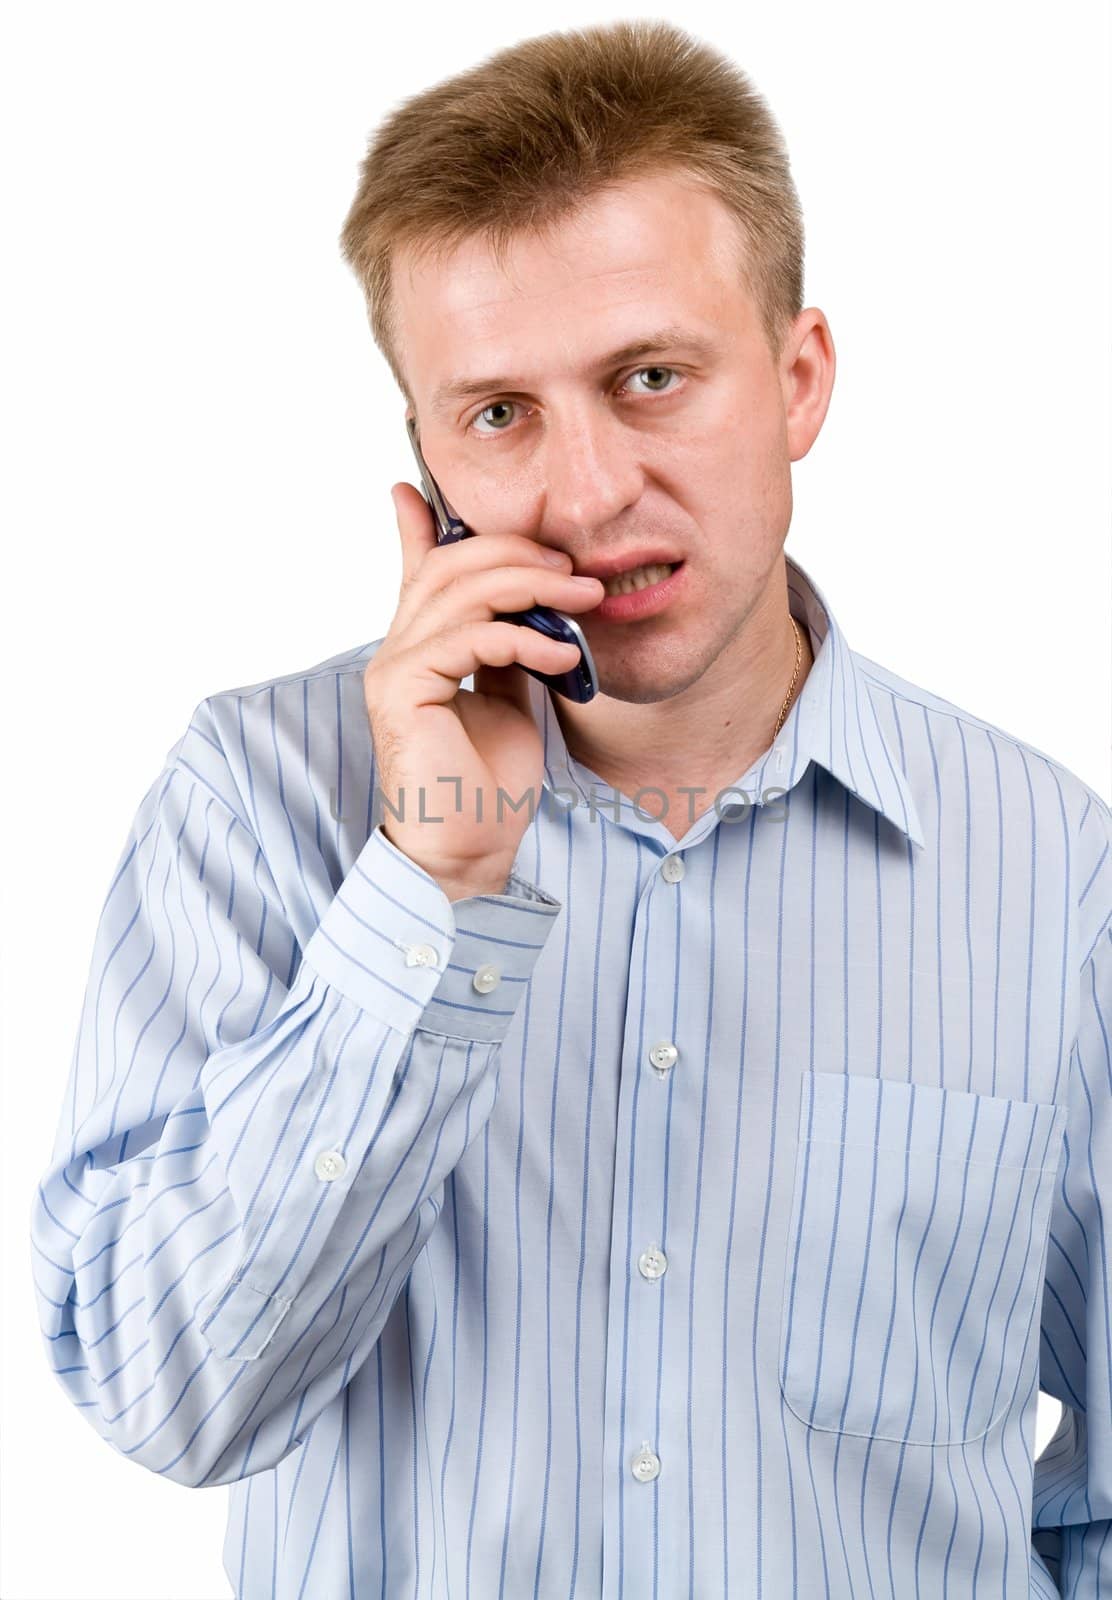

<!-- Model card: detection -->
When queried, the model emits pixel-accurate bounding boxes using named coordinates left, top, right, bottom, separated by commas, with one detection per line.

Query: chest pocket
left=778, top=1070, right=1065, bottom=1446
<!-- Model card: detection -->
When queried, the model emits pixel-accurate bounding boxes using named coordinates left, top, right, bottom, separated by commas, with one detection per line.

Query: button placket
left=604, top=840, right=690, bottom=1547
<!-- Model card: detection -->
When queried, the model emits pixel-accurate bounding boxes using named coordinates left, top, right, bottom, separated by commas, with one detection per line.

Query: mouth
left=595, top=560, right=681, bottom=598
left=570, top=545, right=683, bottom=581
left=588, top=559, right=687, bottom=623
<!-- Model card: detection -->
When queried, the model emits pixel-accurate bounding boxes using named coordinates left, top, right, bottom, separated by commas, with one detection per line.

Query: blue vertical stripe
left=31, top=556, right=1111, bottom=1596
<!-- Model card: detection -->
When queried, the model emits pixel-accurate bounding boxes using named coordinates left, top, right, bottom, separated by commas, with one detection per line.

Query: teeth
left=601, top=562, right=676, bottom=597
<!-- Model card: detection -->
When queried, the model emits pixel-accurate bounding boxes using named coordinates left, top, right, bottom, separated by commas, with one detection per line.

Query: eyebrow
left=429, top=324, right=719, bottom=419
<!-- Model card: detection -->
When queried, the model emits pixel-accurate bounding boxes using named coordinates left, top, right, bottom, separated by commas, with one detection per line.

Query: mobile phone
left=405, top=414, right=598, bottom=703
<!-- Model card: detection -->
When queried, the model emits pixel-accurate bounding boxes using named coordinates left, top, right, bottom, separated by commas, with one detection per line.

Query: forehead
left=392, top=171, right=753, bottom=403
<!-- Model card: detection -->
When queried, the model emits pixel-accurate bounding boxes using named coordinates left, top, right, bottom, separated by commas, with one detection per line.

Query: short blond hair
left=339, top=19, right=805, bottom=403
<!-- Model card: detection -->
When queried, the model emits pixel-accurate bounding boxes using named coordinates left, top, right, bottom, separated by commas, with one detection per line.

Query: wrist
left=376, top=821, right=515, bottom=900
left=439, top=869, right=513, bottom=902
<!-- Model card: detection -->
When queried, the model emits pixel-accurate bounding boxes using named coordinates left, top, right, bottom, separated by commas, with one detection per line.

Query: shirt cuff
left=299, top=823, right=562, bottom=1042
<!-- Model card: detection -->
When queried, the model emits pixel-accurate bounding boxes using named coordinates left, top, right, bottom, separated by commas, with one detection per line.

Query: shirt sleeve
left=1031, top=789, right=1112, bottom=1593
left=29, top=738, right=562, bottom=1489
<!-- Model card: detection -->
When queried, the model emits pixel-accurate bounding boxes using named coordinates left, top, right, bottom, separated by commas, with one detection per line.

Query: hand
left=363, top=481, right=604, bottom=900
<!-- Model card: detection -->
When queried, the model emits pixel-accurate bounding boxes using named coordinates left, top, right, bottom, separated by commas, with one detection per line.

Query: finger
left=472, top=617, right=583, bottom=726
left=401, top=527, right=574, bottom=610
left=473, top=628, right=583, bottom=721
left=391, top=481, right=439, bottom=589
left=400, top=570, right=603, bottom=655
left=473, top=659, right=532, bottom=722
left=395, top=620, right=584, bottom=710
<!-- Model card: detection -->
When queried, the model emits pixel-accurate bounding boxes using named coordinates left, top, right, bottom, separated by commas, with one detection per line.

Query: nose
left=537, top=402, right=643, bottom=539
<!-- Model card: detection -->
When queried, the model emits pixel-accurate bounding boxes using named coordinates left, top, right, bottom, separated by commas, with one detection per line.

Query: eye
left=466, top=366, right=682, bottom=436
left=470, top=400, right=520, bottom=435
left=623, top=365, right=680, bottom=395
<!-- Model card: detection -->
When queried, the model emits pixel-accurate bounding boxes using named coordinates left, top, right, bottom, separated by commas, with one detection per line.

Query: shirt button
left=631, top=1443, right=661, bottom=1482
left=649, top=1041, right=678, bottom=1075
left=660, top=855, right=685, bottom=882
left=314, top=1149, right=347, bottom=1182
left=638, top=1245, right=667, bottom=1281
left=472, top=962, right=501, bottom=994
left=405, top=943, right=440, bottom=968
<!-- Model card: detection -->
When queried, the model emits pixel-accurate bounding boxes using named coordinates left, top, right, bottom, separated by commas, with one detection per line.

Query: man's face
left=393, top=169, right=833, bottom=704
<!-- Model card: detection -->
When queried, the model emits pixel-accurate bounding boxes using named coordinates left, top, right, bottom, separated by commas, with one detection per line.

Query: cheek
left=672, top=424, right=769, bottom=522
left=694, top=388, right=776, bottom=476
left=690, top=452, right=791, bottom=584
left=723, top=389, right=792, bottom=510
left=447, top=457, right=542, bottom=534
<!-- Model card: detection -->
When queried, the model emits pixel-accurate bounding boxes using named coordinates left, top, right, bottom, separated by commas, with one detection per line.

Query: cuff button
left=472, top=963, right=501, bottom=994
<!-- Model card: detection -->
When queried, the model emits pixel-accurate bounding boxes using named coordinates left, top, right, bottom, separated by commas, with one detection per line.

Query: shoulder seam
left=201, top=653, right=372, bottom=704
left=859, top=667, right=1110, bottom=805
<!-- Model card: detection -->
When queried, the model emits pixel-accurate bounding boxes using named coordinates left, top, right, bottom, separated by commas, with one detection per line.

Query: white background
left=2, top=2, right=1108, bottom=1596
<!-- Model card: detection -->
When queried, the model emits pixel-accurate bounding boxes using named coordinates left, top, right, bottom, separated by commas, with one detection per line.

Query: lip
left=571, top=548, right=684, bottom=582
left=589, top=560, right=687, bottom=623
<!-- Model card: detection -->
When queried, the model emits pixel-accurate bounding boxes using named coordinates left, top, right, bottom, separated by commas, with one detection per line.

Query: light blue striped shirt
left=31, top=553, right=1112, bottom=1598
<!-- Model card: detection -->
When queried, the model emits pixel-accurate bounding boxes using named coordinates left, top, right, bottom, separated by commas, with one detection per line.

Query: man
left=31, top=19, right=1110, bottom=1598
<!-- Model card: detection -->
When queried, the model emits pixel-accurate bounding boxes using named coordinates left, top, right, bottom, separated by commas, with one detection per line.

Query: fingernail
left=542, top=550, right=570, bottom=566
left=571, top=574, right=603, bottom=586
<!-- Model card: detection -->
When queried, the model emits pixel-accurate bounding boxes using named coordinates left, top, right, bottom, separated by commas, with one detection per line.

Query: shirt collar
left=781, top=553, right=925, bottom=849
left=528, top=551, right=925, bottom=851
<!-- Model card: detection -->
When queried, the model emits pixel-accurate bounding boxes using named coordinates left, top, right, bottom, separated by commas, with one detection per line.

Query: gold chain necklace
left=772, top=614, right=803, bottom=739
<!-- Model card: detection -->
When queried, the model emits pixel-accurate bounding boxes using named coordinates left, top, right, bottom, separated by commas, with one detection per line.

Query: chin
left=594, top=649, right=717, bottom=706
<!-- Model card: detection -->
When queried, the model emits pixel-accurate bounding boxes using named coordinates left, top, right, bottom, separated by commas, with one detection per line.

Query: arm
left=1031, top=792, right=1112, bottom=1593
left=30, top=719, right=561, bottom=1489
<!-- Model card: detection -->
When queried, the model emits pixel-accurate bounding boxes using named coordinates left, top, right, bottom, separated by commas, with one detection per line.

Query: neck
left=550, top=555, right=814, bottom=838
